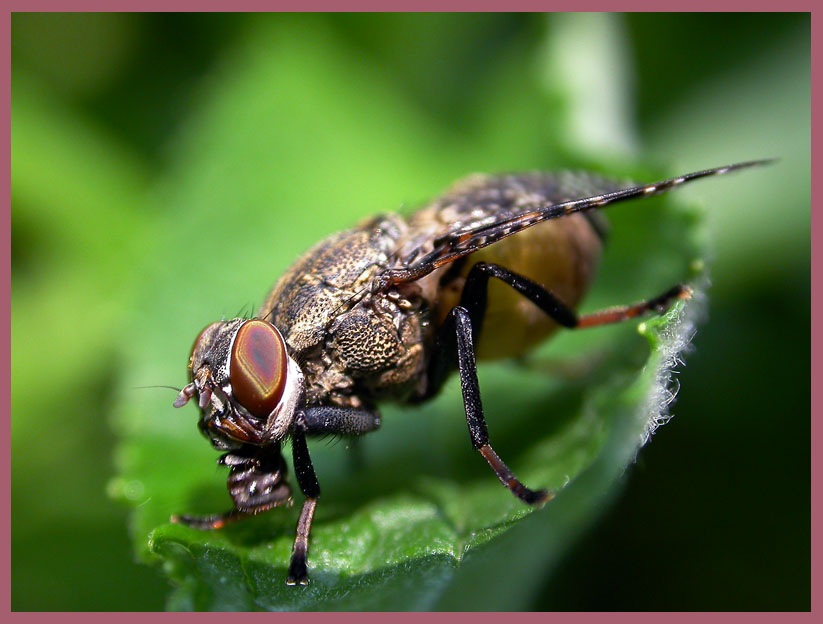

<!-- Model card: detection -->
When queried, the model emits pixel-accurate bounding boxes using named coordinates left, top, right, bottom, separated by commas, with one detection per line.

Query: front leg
left=285, top=406, right=380, bottom=585
left=171, top=444, right=293, bottom=529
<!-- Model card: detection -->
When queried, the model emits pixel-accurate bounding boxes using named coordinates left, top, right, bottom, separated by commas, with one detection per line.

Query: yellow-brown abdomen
left=435, top=213, right=602, bottom=360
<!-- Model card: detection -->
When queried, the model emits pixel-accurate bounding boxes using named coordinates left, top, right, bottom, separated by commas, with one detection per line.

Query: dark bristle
left=135, top=384, right=182, bottom=393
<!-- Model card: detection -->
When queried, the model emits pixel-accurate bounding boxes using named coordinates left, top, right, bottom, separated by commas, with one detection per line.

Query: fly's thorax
left=174, top=318, right=306, bottom=446
left=259, top=215, right=409, bottom=355
left=328, top=296, right=427, bottom=396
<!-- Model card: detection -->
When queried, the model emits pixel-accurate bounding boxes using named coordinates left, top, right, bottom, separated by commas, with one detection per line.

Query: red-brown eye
left=230, top=320, right=288, bottom=417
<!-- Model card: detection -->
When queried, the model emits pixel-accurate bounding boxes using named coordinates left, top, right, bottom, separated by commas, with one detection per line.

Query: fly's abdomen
left=436, top=213, right=602, bottom=360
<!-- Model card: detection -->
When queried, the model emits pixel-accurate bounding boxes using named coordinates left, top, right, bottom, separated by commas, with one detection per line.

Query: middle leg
left=437, top=305, right=553, bottom=506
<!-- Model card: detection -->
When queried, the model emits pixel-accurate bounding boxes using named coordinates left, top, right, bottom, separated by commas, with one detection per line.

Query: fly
left=171, top=159, right=772, bottom=585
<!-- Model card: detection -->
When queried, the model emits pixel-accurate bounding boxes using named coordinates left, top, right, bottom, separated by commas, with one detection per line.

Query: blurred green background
left=11, top=13, right=809, bottom=611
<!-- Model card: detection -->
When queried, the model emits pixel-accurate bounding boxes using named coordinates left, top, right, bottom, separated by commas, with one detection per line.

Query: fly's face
left=173, top=318, right=305, bottom=447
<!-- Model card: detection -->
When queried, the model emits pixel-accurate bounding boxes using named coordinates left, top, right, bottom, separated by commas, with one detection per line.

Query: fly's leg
left=459, top=262, right=690, bottom=339
left=284, top=408, right=380, bottom=585
left=171, top=509, right=247, bottom=530
left=427, top=263, right=689, bottom=399
left=428, top=262, right=691, bottom=507
left=286, top=432, right=320, bottom=586
left=296, top=406, right=381, bottom=473
left=575, top=285, right=691, bottom=328
left=295, top=406, right=381, bottom=437
left=443, top=305, right=552, bottom=506
left=171, top=445, right=293, bottom=530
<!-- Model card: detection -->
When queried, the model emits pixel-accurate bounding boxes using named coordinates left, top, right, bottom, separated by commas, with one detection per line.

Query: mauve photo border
left=3, top=5, right=814, bottom=617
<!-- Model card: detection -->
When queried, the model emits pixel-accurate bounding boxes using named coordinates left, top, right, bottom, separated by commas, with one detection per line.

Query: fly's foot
left=525, top=488, right=555, bottom=509
left=286, top=555, right=310, bottom=586
left=652, top=283, right=692, bottom=314
left=170, top=510, right=246, bottom=530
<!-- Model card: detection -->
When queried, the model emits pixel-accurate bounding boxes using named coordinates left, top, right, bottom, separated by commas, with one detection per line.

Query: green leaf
left=110, top=14, right=710, bottom=610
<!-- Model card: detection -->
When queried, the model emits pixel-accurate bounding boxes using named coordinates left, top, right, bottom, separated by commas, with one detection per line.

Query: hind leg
left=428, top=262, right=689, bottom=505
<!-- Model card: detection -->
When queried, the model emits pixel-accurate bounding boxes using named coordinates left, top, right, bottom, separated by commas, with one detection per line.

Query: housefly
left=171, top=159, right=770, bottom=585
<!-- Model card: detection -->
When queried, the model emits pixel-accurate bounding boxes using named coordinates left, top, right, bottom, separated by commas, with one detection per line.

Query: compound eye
left=230, top=320, right=288, bottom=417
left=190, top=322, right=223, bottom=369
